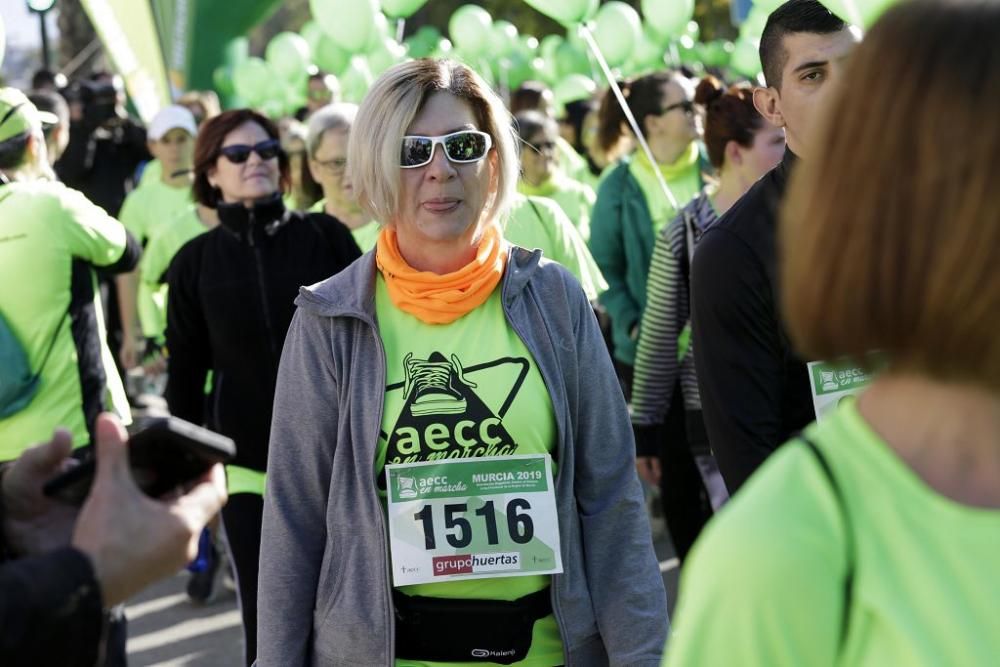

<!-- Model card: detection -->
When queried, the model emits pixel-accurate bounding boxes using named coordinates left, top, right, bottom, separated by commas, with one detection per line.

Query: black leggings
left=222, top=493, right=263, bottom=667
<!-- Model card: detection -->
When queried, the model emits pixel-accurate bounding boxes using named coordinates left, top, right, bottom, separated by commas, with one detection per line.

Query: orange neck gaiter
left=375, top=225, right=507, bottom=325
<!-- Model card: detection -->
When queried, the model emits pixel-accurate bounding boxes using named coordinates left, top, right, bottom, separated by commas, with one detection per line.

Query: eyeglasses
left=218, top=139, right=282, bottom=164
left=315, top=157, right=348, bottom=176
left=660, top=101, right=696, bottom=116
left=400, top=130, right=492, bottom=169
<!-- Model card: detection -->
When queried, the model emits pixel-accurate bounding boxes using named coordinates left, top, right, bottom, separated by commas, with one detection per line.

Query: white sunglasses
left=400, top=130, right=493, bottom=169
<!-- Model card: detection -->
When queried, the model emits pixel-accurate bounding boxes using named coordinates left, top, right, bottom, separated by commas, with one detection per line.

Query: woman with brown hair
left=664, top=1, right=1000, bottom=664
left=165, top=109, right=360, bottom=664
left=631, top=76, right=785, bottom=557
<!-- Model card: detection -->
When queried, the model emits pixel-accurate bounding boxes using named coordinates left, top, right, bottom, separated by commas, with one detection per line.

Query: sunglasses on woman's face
left=400, top=130, right=493, bottom=169
left=661, top=101, right=696, bottom=116
left=218, top=139, right=282, bottom=164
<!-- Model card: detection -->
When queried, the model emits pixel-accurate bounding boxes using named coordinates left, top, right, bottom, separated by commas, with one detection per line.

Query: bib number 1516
left=413, top=499, right=534, bottom=550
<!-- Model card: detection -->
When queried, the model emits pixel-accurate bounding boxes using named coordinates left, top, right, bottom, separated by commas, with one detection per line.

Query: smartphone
left=43, top=417, right=236, bottom=506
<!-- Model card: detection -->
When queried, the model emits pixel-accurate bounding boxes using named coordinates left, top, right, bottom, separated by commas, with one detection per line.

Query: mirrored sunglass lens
left=444, top=133, right=487, bottom=161
left=401, top=137, right=433, bottom=166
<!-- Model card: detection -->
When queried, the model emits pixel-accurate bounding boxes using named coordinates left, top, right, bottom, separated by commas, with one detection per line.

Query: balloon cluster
left=212, top=0, right=898, bottom=118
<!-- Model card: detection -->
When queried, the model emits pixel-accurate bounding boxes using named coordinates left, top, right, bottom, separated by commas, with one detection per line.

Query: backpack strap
left=33, top=309, right=71, bottom=383
left=800, top=436, right=856, bottom=653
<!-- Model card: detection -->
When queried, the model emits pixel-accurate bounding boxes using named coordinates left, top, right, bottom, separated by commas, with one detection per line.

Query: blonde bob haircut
left=348, top=58, right=518, bottom=227
left=781, top=0, right=1000, bottom=390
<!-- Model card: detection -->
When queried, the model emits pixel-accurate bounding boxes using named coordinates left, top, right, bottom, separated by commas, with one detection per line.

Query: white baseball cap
left=147, top=104, right=197, bottom=141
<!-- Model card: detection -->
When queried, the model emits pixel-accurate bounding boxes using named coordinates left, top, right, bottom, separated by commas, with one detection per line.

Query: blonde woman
left=257, top=59, right=666, bottom=666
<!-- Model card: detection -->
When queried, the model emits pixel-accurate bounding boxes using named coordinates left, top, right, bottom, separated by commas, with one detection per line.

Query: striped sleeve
left=631, top=216, right=687, bottom=426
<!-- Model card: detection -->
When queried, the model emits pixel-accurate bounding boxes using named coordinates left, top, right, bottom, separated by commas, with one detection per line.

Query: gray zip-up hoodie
left=257, top=248, right=668, bottom=666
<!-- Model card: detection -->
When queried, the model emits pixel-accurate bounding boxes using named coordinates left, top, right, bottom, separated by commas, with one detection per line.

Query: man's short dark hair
left=760, top=0, right=847, bottom=89
left=31, top=69, right=58, bottom=90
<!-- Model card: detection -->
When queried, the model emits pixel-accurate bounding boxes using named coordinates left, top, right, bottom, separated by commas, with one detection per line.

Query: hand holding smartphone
left=43, top=417, right=235, bottom=506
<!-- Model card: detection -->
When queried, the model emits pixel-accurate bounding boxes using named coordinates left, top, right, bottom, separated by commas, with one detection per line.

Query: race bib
left=808, top=360, right=875, bottom=422
left=385, top=455, right=563, bottom=586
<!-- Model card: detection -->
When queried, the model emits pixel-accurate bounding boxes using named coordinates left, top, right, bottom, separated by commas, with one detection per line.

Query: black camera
left=65, top=79, right=120, bottom=127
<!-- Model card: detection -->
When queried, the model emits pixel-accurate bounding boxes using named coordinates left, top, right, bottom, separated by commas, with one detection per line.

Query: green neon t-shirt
left=118, top=176, right=192, bottom=244
left=0, top=181, right=130, bottom=456
left=504, top=194, right=607, bottom=302
left=628, top=144, right=702, bottom=235
left=310, top=199, right=379, bottom=252
left=137, top=205, right=213, bottom=339
left=375, top=275, right=564, bottom=667
left=664, top=400, right=1000, bottom=667
left=518, top=171, right=597, bottom=242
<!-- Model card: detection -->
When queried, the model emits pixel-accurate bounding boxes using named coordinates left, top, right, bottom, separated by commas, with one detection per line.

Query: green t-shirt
left=504, top=194, right=607, bottom=302
left=664, top=401, right=1000, bottom=667
left=375, top=276, right=564, bottom=667
left=518, top=171, right=597, bottom=242
left=309, top=199, right=379, bottom=252
left=628, top=144, right=702, bottom=235
left=0, top=181, right=131, bottom=456
left=138, top=205, right=212, bottom=339
left=118, top=176, right=192, bottom=244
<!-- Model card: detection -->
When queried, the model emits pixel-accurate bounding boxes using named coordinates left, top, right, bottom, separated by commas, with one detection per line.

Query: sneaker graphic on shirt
left=380, top=352, right=532, bottom=476
left=403, top=352, right=476, bottom=417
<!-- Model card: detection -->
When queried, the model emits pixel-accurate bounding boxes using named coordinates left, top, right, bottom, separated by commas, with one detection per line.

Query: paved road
left=126, top=516, right=678, bottom=666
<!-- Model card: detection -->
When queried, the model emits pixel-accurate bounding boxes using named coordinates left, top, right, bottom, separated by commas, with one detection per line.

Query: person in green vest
left=514, top=110, right=597, bottom=241
left=0, top=88, right=139, bottom=459
left=505, top=193, right=606, bottom=302
left=116, top=105, right=197, bottom=371
left=257, top=58, right=666, bottom=666
left=305, top=103, right=380, bottom=252
left=588, top=70, right=707, bottom=394
left=665, top=2, right=1000, bottom=663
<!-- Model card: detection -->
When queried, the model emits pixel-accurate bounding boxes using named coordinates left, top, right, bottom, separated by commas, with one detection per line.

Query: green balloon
left=368, top=38, right=407, bottom=77
left=629, top=24, right=667, bottom=71
left=449, top=5, right=493, bottom=58
left=260, top=99, right=286, bottom=120
left=641, top=0, right=694, bottom=38
left=730, top=37, right=762, bottom=79
left=553, top=73, right=596, bottom=111
left=823, top=0, right=899, bottom=27
left=685, top=20, right=701, bottom=42
left=405, top=25, right=441, bottom=58
left=233, top=58, right=273, bottom=105
left=315, top=36, right=350, bottom=75
left=676, top=35, right=699, bottom=65
left=740, top=5, right=771, bottom=40
left=490, top=20, right=520, bottom=58
left=366, top=12, right=391, bottom=53
left=431, top=38, right=454, bottom=59
left=340, top=56, right=375, bottom=104
left=593, top=1, right=642, bottom=68
left=310, top=0, right=378, bottom=52
left=266, top=32, right=311, bottom=79
left=212, top=66, right=235, bottom=98
left=555, top=39, right=591, bottom=78
left=523, top=0, right=595, bottom=26
left=381, top=0, right=429, bottom=19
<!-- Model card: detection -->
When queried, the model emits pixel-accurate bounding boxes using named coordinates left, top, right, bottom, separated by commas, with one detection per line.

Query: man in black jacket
left=691, top=0, right=859, bottom=493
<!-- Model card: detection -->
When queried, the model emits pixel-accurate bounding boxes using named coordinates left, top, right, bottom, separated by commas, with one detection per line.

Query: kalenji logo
left=432, top=552, right=521, bottom=576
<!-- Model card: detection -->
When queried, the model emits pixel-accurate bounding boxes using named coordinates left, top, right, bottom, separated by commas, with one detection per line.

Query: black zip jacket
left=690, top=150, right=813, bottom=493
left=165, top=195, right=362, bottom=472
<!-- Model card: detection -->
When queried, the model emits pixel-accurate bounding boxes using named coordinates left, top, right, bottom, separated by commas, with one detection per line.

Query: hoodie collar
left=217, top=192, right=289, bottom=244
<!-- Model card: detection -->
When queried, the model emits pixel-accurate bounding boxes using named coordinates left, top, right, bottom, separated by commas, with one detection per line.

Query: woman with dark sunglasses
left=257, top=58, right=667, bottom=666
left=163, top=108, right=361, bottom=666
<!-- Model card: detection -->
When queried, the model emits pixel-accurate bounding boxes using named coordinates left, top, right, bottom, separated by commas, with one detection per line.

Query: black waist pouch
left=393, top=587, right=552, bottom=664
